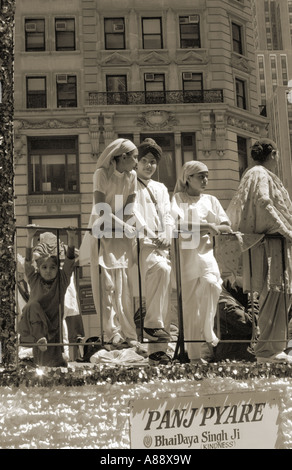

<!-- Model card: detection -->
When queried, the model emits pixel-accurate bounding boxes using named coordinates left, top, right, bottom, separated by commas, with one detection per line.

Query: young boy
left=134, top=138, right=174, bottom=365
left=18, top=225, right=77, bottom=367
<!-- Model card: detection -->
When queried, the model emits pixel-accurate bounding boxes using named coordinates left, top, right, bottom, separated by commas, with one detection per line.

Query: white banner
left=129, top=390, right=280, bottom=449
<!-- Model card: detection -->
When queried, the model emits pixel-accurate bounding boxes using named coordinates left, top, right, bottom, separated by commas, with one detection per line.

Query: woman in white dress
left=79, top=138, right=139, bottom=347
left=171, top=161, right=232, bottom=362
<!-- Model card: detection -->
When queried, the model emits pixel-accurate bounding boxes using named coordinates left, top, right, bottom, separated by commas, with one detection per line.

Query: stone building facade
left=14, top=0, right=269, bottom=337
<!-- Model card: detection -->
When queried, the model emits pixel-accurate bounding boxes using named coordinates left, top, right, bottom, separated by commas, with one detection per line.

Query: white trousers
left=100, top=267, right=137, bottom=343
left=181, top=274, right=221, bottom=360
left=140, top=245, right=172, bottom=354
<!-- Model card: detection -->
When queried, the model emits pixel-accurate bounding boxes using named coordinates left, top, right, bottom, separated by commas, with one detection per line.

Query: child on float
left=18, top=226, right=77, bottom=367
left=134, top=138, right=174, bottom=365
left=171, top=161, right=232, bottom=362
left=79, top=138, right=139, bottom=348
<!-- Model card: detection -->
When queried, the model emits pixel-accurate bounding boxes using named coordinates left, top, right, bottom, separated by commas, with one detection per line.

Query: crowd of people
left=17, top=137, right=292, bottom=367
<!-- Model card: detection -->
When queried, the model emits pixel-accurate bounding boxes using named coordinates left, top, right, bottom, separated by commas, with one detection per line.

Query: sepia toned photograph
left=1, top=0, right=292, bottom=452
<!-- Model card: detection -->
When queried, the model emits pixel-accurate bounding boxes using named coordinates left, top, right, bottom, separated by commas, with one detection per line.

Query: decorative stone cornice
left=135, top=110, right=178, bottom=130
left=231, top=53, right=253, bottom=73
left=14, top=118, right=89, bottom=130
left=175, top=49, right=209, bottom=65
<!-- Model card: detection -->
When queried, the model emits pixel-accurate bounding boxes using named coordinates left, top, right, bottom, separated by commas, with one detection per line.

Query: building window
left=28, top=136, right=79, bottom=194
left=270, top=54, right=278, bottom=91
left=25, top=19, right=45, bottom=52
left=104, top=18, right=125, bottom=49
left=142, top=18, right=163, bottom=49
left=232, top=22, right=243, bottom=55
left=26, top=77, right=47, bottom=108
left=182, top=133, right=197, bottom=163
left=56, top=74, right=77, bottom=108
left=179, top=15, right=200, bottom=48
left=281, top=54, right=288, bottom=86
left=182, top=72, right=203, bottom=102
left=140, top=134, right=176, bottom=191
left=106, top=75, right=127, bottom=104
left=264, top=0, right=283, bottom=50
left=235, top=78, right=247, bottom=109
left=237, top=136, right=248, bottom=178
left=144, top=73, right=165, bottom=104
left=55, top=18, right=75, bottom=51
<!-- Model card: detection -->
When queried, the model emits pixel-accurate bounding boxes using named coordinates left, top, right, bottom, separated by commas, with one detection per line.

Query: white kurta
left=79, top=167, right=137, bottom=343
left=171, top=192, right=229, bottom=360
left=134, top=179, right=173, bottom=354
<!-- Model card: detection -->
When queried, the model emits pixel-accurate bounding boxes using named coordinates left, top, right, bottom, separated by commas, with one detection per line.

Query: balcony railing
left=88, top=89, right=224, bottom=106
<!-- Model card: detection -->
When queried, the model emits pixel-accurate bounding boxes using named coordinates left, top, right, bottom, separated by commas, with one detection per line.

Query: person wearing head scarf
left=79, top=138, right=140, bottom=348
left=133, top=138, right=174, bottom=365
left=226, top=138, right=292, bottom=364
left=171, top=161, right=232, bottom=362
left=18, top=226, right=77, bottom=367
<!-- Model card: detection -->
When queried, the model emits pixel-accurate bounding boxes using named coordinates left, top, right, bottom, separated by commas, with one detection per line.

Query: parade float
left=1, top=1, right=292, bottom=451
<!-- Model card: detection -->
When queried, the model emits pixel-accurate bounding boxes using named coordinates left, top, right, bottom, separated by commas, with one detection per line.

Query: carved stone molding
left=101, top=51, right=132, bottom=66
left=227, top=115, right=261, bottom=135
left=138, top=50, right=170, bottom=65
left=215, top=111, right=226, bottom=156
left=14, top=118, right=89, bottom=130
left=200, top=110, right=212, bottom=156
left=176, top=49, right=209, bottom=65
left=135, top=110, right=178, bottom=130
left=231, top=53, right=252, bottom=73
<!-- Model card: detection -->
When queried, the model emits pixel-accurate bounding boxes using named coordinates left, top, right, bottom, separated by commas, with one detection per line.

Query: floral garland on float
left=0, top=0, right=16, bottom=367
left=1, top=361, right=292, bottom=449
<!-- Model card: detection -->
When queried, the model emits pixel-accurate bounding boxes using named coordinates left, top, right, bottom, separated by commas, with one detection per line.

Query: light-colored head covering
left=174, top=161, right=208, bottom=193
left=95, top=138, right=137, bottom=171
left=33, top=232, right=78, bottom=266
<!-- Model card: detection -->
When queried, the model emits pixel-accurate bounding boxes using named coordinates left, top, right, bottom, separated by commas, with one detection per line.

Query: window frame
left=55, top=17, right=76, bottom=51
left=181, top=133, right=197, bottom=164
left=56, top=74, right=77, bottom=108
left=106, top=74, right=128, bottom=104
left=142, top=17, right=163, bottom=49
left=104, top=17, right=126, bottom=50
left=26, top=76, right=47, bottom=109
left=232, top=21, right=244, bottom=55
left=144, top=73, right=166, bottom=104
left=182, top=72, right=203, bottom=102
left=27, top=136, right=79, bottom=195
left=25, top=18, right=45, bottom=52
left=235, top=77, right=247, bottom=109
left=179, top=15, right=201, bottom=49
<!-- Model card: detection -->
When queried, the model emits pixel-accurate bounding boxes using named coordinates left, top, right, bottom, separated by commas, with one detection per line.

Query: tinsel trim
left=1, top=360, right=292, bottom=387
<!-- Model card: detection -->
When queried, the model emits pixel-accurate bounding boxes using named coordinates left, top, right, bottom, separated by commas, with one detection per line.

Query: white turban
left=95, top=138, right=137, bottom=170
left=174, top=161, right=209, bottom=193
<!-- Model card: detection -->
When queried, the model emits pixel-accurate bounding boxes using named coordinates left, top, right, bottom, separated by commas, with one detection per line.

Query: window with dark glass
left=144, top=73, right=165, bottom=104
left=106, top=75, right=127, bottom=104
left=237, top=135, right=248, bottom=178
left=55, top=18, right=75, bottom=51
left=56, top=75, right=77, bottom=108
left=182, top=72, right=203, bottom=102
left=182, top=133, right=197, bottom=163
left=236, top=78, right=247, bottom=109
left=179, top=15, right=201, bottom=48
left=140, top=134, right=176, bottom=191
left=104, top=18, right=125, bottom=49
left=142, top=18, right=163, bottom=49
left=26, top=77, right=47, bottom=108
left=232, top=22, right=243, bottom=55
left=28, top=137, right=79, bottom=194
left=25, top=19, right=45, bottom=51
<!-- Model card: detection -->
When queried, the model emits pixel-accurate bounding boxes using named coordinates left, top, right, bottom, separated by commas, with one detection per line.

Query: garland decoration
left=1, top=360, right=292, bottom=387
left=0, top=0, right=16, bottom=366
